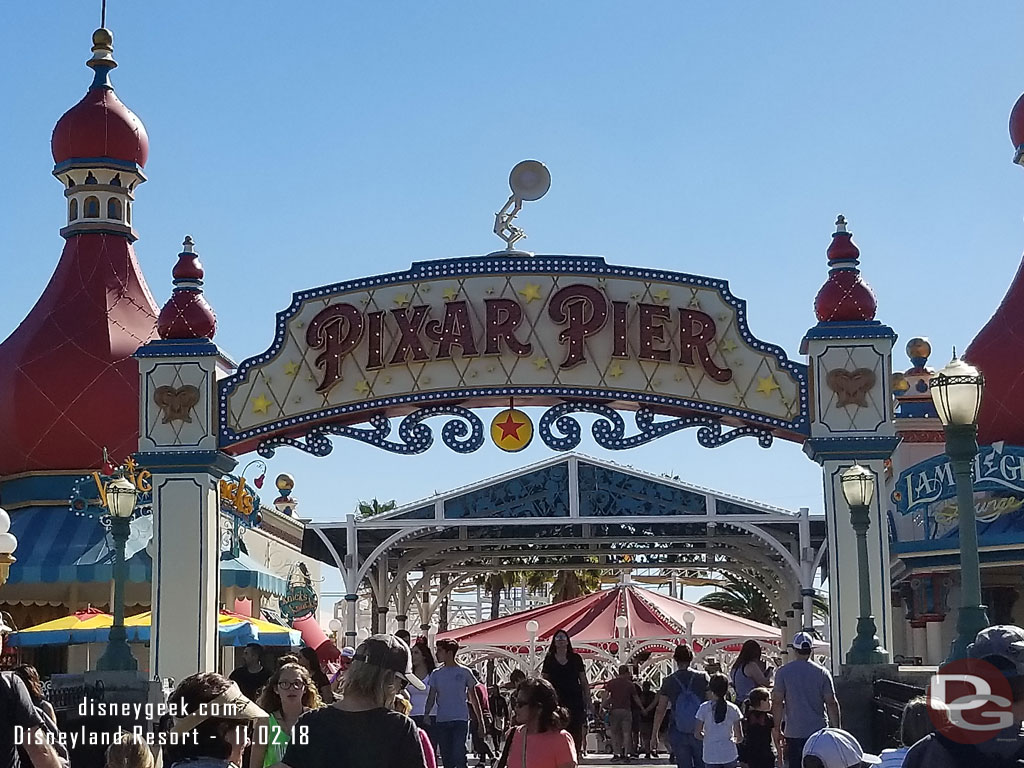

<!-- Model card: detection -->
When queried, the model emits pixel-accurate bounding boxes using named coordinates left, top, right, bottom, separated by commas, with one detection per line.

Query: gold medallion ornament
left=490, top=408, right=533, bottom=452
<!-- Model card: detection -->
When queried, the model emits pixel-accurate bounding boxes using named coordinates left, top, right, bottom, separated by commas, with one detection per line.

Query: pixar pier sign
left=218, top=254, right=808, bottom=453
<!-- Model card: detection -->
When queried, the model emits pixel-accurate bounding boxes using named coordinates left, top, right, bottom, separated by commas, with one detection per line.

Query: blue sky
left=4, top=3, right=1024, bottom=580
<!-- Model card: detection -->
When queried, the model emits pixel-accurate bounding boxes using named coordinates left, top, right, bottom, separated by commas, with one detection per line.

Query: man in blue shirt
left=425, top=639, right=479, bottom=768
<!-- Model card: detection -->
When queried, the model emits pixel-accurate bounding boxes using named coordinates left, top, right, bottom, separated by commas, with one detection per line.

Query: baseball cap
left=171, top=681, right=269, bottom=734
left=792, top=632, right=815, bottom=652
left=967, top=625, right=1024, bottom=677
left=353, top=634, right=425, bottom=690
left=802, top=728, right=880, bottom=768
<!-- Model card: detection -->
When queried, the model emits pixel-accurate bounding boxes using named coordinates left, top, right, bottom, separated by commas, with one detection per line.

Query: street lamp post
left=0, top=507, right=17, bottom=588
left=841, top=465, right=889, bottom=664
left=929, top=357, right=989, bottom=661
left=96, top=473, right=139, bottom=672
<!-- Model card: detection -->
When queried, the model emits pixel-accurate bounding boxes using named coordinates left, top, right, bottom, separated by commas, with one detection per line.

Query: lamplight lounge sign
left=218, top=255, right=808, bottom=453
left=892, top=442, right=1024, bottom=518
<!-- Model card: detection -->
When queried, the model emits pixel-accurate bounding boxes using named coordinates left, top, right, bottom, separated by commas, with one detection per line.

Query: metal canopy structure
left=302, top=453, right=828, bottom=645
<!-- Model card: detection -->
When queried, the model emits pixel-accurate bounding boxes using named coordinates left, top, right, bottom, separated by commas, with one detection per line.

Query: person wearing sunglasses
left=498, top=679, right=577, bottom=768
left=250, top=664, right=322, bottom=768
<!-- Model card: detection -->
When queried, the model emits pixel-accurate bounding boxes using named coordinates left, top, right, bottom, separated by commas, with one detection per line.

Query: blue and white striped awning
left=8, top=507, right=289, bottom=596
left=7, top=507, right=150, bottom=584
left=221, top=551, right=288, bottom=596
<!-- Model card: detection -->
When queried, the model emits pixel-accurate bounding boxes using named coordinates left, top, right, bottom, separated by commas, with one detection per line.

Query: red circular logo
left=927, top=658, right=1014, bottom=744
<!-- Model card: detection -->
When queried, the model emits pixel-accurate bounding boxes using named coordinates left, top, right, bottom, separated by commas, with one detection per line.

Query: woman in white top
left=695, top=673, right=743, bottom=768
left=408, top=639, right=436, bottom=727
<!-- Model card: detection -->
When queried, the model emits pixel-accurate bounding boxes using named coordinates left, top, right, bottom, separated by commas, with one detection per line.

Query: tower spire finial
left=101, top=0, right=107, bottom=28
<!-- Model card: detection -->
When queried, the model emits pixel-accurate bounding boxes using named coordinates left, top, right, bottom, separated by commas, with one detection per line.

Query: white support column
left=801, top=218, right=899, bottom=669
left=137, top=335, right=233, bottom=685
left=911, top=624, right=927, bottom=662
left=820, top=459, right=894, bottom=663
left=344, top=513, right=360, bottom=646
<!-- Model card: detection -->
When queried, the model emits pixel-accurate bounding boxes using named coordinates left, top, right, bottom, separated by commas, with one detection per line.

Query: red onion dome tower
left=0, top=29, right=158, bottom=476
left=963, top=92, right=1024, bottom=445
left=157, top=236, right=217, bottom=340
left=813, top=215, right=878, bottom=322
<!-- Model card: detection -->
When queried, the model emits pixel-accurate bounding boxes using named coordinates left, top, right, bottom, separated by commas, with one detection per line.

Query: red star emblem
left=496, top=412, right=526, bottom=441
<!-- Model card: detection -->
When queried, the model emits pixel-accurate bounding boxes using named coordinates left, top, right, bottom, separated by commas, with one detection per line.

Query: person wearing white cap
left=0, top=617, right=62, bottom=768
left=277, top=634, right=427, bottom=768
left=802, top=728, right=880, bottom=768
left=771, top=632, right=840, bottom=768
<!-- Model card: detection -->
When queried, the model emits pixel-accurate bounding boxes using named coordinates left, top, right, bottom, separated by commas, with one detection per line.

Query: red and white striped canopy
left=436, top=585, right=781, bottom=654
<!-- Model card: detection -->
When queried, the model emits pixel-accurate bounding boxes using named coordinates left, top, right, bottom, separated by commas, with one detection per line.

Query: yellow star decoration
left=518, top=284, right=543, bottom=303
left=283, top=361, right=300, bottom=377
left=756, top=376, right=781, bottom=396
left=532, top=357, right=549, bottom=370
left=720, top=338, right=738, bottom=353
left=382, top=375, right=392, bottom=385
left=608, top=361, right=625, bottom=378
left=420, top=284, right=431, bottom=293
left=688, top=296, right=702, bottom=308
left=354, top=380, right=372, bottom=395
left=296, top=320, right=305, bottom=328
left=251, top=394, right=273, bottom=414
left=443, top=287, right=459, bottom=301
left=293, top=396, right=302, bottom=404
left=421, top=376, right=431, bottom=385
left=630, top=292, right=642, bottom=302
left=485, top=286, right=496, bottom=295
left=393, top=294, right=410, bottom=307
left=486, top=365, right=497, bottom=373
left=652, top=289, right=670, bottom=304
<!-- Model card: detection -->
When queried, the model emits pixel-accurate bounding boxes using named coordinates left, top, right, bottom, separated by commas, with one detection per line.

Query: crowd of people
left=5, top=621, right=1024, bottom=768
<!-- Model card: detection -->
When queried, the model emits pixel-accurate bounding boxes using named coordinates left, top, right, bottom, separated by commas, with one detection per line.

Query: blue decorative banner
left=891, top=443, right=1024, bottom=517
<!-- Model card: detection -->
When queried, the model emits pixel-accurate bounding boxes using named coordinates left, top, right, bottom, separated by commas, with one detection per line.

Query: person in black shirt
left=229, top=643, right=272, bottom=701
left=540, top=629, right=592, bottom=755
left=281, top=635, right=427, bottom=768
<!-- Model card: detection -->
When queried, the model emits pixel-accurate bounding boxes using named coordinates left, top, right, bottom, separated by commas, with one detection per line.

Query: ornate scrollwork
left=538, top=402, right=773, bottom=451
left=258, top=402, right=771, bottom=456
left=257, top=405, right=485, bottom=457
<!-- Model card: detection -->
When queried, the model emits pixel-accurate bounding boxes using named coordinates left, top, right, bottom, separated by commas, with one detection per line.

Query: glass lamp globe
left=841, top=465, right=875, bottom=508
left=526, top=620, right=540, bottom=635
left=682, top=610, right=696, bottom=625
left=929, top=357, right=984, bottom=427
left=106, top=475, right=138, bottom=519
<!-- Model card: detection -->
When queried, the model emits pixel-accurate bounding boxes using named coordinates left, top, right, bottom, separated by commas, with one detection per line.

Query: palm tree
left=698, top=575, right=777, bottom=626
left=358, top=498, right=397, bottom=518
left=550, top=567, right=602, bottom=602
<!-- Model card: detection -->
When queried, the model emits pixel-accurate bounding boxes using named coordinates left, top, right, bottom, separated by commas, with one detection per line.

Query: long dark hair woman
left=297, top=646, right=335, bottom=704
left=13, top=665, right=56, bottom=722
left=276, top=634, right=427, bottom=768
left=501, top=679, right=577, bottom=768
left=540, top=630, right=591, bottom=754
left=730, top=640, right=771, bottom=705
left=408, top=638, right=436, bottom=727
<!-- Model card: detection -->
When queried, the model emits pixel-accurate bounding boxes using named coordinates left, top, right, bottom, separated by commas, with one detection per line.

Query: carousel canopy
left=436, top=584, right=782, bottom=654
